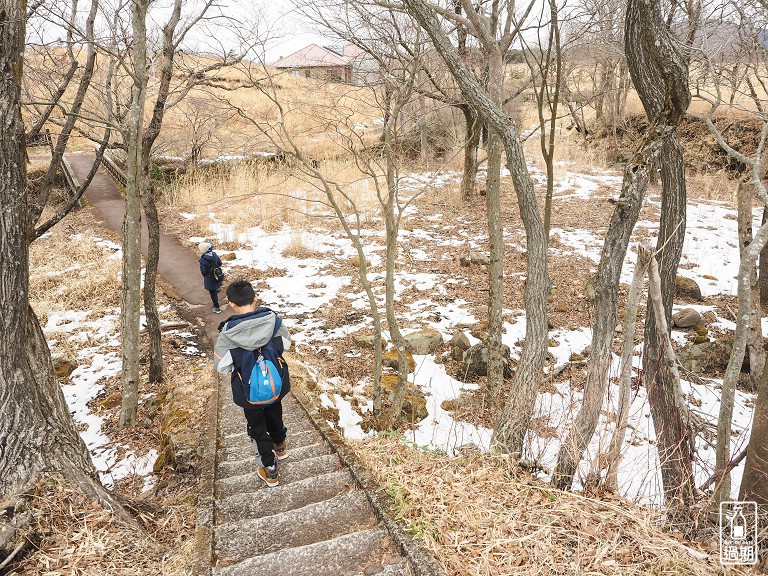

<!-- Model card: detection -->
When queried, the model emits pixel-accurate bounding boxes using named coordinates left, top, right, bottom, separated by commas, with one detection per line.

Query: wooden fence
left=100, top=147, right=127, bottom=188
left=60, top=155, right=80, bottom=195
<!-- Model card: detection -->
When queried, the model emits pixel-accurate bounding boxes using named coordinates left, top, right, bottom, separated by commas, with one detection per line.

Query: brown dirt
left=596, top=112, right=765, bottom=181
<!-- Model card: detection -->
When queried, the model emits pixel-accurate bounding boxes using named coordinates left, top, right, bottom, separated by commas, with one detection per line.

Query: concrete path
left=67, top=154, right=432, bottom=576
left=68, top=153, right=221, bottom=340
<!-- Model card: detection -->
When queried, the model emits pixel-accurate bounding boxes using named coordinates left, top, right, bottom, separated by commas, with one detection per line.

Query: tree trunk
left=0, top=2, right=96, bottom=499
left=604, top=245, right=651, bottom=491
left=596, top=59, right=617, bottom=133
left=136, top=0, right=184, bottom=385
left=759, top=206, right=768, bottom=307
left=418, top=71, right=428, bottom=163
left=616, top=59, right=630, bottom=126
left=737, top=182, right=765, bottom=388
left=625, top=0, right=694, bottom=513
left=643, top=135, right=695, bottom=513
left=485, top=51, right=505, bottom=395
left=376, top=106, right=410, bottom=430
left=552, top=158, right=648, bottom=490
left=120, top=0, right=150, bottom=428
left=716, top=218, right=768, bottom=502
left=460, top=105, right=481, bottom=201
left=142, top=181, right=163, bottom=383
left=406, top=0, right=549, bottom=457
left=643, top=244, right=696, bottom=514
left=740, top=348, right=768, bottom=505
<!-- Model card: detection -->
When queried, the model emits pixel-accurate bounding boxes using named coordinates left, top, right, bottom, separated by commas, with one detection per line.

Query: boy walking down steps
left=214, top=280, right=291, bottom=487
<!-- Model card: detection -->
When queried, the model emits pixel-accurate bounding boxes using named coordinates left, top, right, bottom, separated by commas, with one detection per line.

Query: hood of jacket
left=217, top=308, right=278, bottom=351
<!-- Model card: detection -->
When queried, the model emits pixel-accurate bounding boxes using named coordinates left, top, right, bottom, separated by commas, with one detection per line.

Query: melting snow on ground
left=43, top=286, right=200, bottom=491
left=192, top=165, right=755, bottom=507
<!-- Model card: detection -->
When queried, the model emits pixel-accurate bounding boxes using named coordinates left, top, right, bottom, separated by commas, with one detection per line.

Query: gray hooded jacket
left=214, top=308, right=291, bottom=375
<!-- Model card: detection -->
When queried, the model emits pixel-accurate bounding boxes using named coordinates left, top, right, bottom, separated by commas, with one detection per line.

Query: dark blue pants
left=243, top=401, right=286, bottom=468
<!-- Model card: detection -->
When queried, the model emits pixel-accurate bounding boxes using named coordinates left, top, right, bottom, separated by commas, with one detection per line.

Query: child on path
left=198, top=241, right=223, bottom=313
left=213, top=280, right=291, bottom=487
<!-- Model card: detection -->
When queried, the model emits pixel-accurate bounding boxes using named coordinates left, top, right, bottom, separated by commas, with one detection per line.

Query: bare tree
left=175, top=97, right=231, bottom=167
left=402, top=0, right=549, bottom=456
left=625, top=0, right=696, bottom=514
left=140, top=0, right=221, bottom=385
left=0, top=0, right=126, bottom=517
left=684, top=0, right=768, bottom=504
left=118, top=0, right=150, bottom=427
left=522, top=0, right=564, bottom=239
left=590, top=0, right=629, bottom=135
left=552, top=147, right=650, bottom=489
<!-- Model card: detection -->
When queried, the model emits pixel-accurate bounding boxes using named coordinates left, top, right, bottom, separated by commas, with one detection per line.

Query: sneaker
left=257, top=465, right=279, bottom=487
left=274, top=441, right=288, bottom=460
left=212, top=307, right=221, bottom=314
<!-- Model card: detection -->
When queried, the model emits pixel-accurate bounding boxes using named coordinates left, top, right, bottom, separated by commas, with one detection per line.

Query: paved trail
left=68, top=153, right=220, bottom=339
left=68, top=154, right=436, bottom=575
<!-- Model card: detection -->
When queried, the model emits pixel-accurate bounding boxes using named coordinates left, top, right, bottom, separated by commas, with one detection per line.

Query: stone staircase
left=210, top=374, right=433, bottom=576
left=67, top=153, right=438, bottom=576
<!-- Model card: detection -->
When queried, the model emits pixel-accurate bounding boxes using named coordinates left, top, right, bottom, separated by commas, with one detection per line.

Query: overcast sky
left=26, top=0, right=334, bottom=65
left=212, top=0, right=332, bottom=64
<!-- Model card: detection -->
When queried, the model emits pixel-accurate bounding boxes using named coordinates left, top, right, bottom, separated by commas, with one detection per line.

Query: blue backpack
left=233, top=317, right=288, bottom=406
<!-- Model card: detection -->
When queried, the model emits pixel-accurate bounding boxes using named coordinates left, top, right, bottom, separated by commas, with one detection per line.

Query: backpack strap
left=258, top=315, right=283, bottom=355
left=229, top=313, right=283, bottom=369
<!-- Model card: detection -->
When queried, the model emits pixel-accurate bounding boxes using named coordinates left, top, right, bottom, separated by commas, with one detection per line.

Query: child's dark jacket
left=199, top=249, right=223, bottom=291
left=214, top=308, right=291, bottom=408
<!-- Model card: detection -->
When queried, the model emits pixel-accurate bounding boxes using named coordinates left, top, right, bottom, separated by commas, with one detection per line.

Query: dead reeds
left=163, top=159, right=383, bottom=234
left=354, top=437, right=749, bottom=576
left=30, top=229, right=122, bottom=322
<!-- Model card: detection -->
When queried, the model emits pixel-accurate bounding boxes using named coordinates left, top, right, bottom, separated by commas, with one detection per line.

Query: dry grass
left=29, top=227, right=122, bottom=322
left=164, top=159, right=383, bottom=233
left=686, top=171, right=738, bottom=203
left=282, top=234, right=327, bottom=259
left=155, top=83, right=381, bottom=161
left=354, top=437, right=753, bottom=576
left=8, top=476, right=196, bottom=576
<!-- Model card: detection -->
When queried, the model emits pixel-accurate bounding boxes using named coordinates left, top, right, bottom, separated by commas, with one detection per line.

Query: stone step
left=358, top=560, right=413, bottom=576
left=215, top=468, right=355, bottom=524
left=217, top=428, right=322, bottom=462
left=221, top=419, right=315, bottom=443
left=217, top=442, right=333, bottom=479
left=216, top=453, right=342, bottom=498
left=216, top=491, right=376, bottom=564
left=217, top=527, right=399, bottom=576
left=218, top=405, right=309, bottom=433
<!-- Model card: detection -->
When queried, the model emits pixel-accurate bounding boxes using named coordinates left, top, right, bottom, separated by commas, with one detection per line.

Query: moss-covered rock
left=462, top=341, right=513, bottom=378
left=675, top=275, right=703, bottom=301
left=353, top=333, right=386, bottom=349
left=380, top=374, right=428, bottom=422
left=382, top=348, right=416, bottom=372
